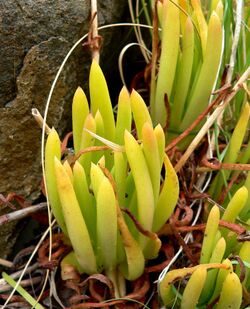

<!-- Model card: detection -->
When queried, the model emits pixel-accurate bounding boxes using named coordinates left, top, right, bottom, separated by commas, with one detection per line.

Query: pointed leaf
left=115, top=87, right=132, bottom=145
left=181, top=267, right=207, bottom=309
left=130, top=90, right=152, bottom=140
left=45, top=128, right=67, bottom=235
left=200, top=205, right=220, bottom=264
left=142, top=122, right=161, bottom=202
left=96, top=177, right=117, bottom=270
left=153, top=0, right=180, bottom=126
left=171, top=17, right=195, bottom=127
left=54, top=158, right=97, bottom=274
left=78, top=114, right=96, bottom=180
left=216, top=272, right=242, bottom=309
left=89, top=60, right=115, bottom=142
left=73, top=161, right=96, bottom=244
left=181, top=12, right=223, bottom=130
left=154, top=124, right=165, bottom=167
left=72, top=87, right=89, bottom=153
left=124, top=131, right=154, bottom=247
left=116, top=200, right=145, bottom=280
left=153, top=154, right=179, bottom=232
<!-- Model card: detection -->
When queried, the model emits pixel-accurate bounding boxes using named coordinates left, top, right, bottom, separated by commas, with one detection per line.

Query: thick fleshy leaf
left=130, top=90, right=152, bottom=140
left=199, top=237, right=226, bottom=304
left=114, top=151, right=127, bottom=207
left=96, top=177, right=117, bottom=270
left=153, top=0, right=180, bottom=127
left=154, top=124, right=165, bottom=167
left=210, top=104, right=250, bottom=199
left=54, top=157, right=97, bottom=274
left=222, top=186, right=248, bottom=224
left=90, top=162, right=105, bottom=198
left=72, top=87, right=89, bottom=153
left=78, top=114, right=96, bottom=180
left=181, top=267, right=207, bottom=309
left=115, top=87, right=132, bottom=145
left=153, top=154, right=179, bottom=232
left=73, top=161, right=96, bottom=244
left=63, top=160, right=73, bottom=182
left=117, top=205, right=145, bottom=280
left=124, top=130, right=154, bottom=250
left=181, top=11, right=223, bottom=130
left=209, top=259, right=233, bottom=304
left=191, top=0, right=208, bottom=57
left=89, top=60, right=115, bottom=142
left=159, top=263, right=228, bottom=306
left=171, top=17, right=195, bottom=127
left=237, top=222, right=250, bottom=283
left=92, top=110, right=105, bottom=163
left=142, top=122, right=161, bottom=203
left=216, top=272, right=242, bottom=309
left=200, top=205, right=220, bottom=264
left=45, top=128, right=67, bottom=235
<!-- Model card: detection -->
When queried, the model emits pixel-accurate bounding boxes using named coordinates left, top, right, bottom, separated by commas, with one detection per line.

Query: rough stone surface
left=0, top=0, right=128, bottom=258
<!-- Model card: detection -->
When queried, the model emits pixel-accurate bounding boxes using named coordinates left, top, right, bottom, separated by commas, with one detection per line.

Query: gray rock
left=0, top=37, right=76, bottom=197
left=0, top=0, right=128, bottom=258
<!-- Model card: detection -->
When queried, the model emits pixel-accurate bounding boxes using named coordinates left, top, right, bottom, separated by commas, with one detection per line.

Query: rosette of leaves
left=44, top=60, right=179, bottom=297
left=129, top=0, right=224, bottom=145
left=159, top=187, right=250, bottom=308
left=150, top=0, right=224, bottom=141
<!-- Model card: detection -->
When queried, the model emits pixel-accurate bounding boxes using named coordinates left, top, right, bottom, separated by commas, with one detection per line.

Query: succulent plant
left=44, top=60, right=179, bottom=296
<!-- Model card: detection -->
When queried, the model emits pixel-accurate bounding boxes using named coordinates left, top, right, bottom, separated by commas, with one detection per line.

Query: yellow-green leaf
left=54, top=157, right=97, bottom=274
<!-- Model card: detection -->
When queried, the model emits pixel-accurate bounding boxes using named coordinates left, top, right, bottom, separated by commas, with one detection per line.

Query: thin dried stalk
left=0, top=203, right=47, bottom=225
left=90, top=0, right=100, bottom=63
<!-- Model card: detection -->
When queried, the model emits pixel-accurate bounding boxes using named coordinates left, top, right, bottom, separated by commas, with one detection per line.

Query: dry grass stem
left=90, top=0, right=99, bottom=63
left=1, top=222, right=56, bottom=308
left=0, top=277, right=43, bottom=293
left=0, top=203, right=47, bottom=225
left=31, top=108, right=51, bottom=135
left=0, top=259, right=14, bottom=268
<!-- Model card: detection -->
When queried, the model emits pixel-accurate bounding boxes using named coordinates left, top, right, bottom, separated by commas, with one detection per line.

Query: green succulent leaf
left=89, top=59, right=115, bottom=142
left=115, top=87, right=132, bottom=145
left=222, top=186, right=248, bottom=224
left=200, top=205, right=220, bottom=264
left=216, top=272, right=242, bottom=309
left=45, top=128, right=67, bottom=235
left=54, top=157, right=97, bottom=274
left=130, top=89, right=152, bottom=140
left=72, top=87, right=89, bottom=154
left=199, top=237, right=226, bottom=304
left=209, top=258, right=233, bottom=305
left=180, top=11, right=223, bottom=130
left=96, top=177, right=117, bottom=270
left=142, top=122, right=161, bottom=203
left=153, top=154, right=179, bottom=232
left=159, top=263, right=228, bottom=306
left=78, top=114, right=96, bottom=180
left=124, top=130, right=154, bottom=250
left=181, top=267, right=207, bottom=309
left=170, top=16, right=194, bottom=128
left=153, top=0, right=180, bottom=127
left=154, top=124, right=165, bottom=167
left=73, top=161, right=96, bottom=245
left=117, top=206, right=145, bottom=280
